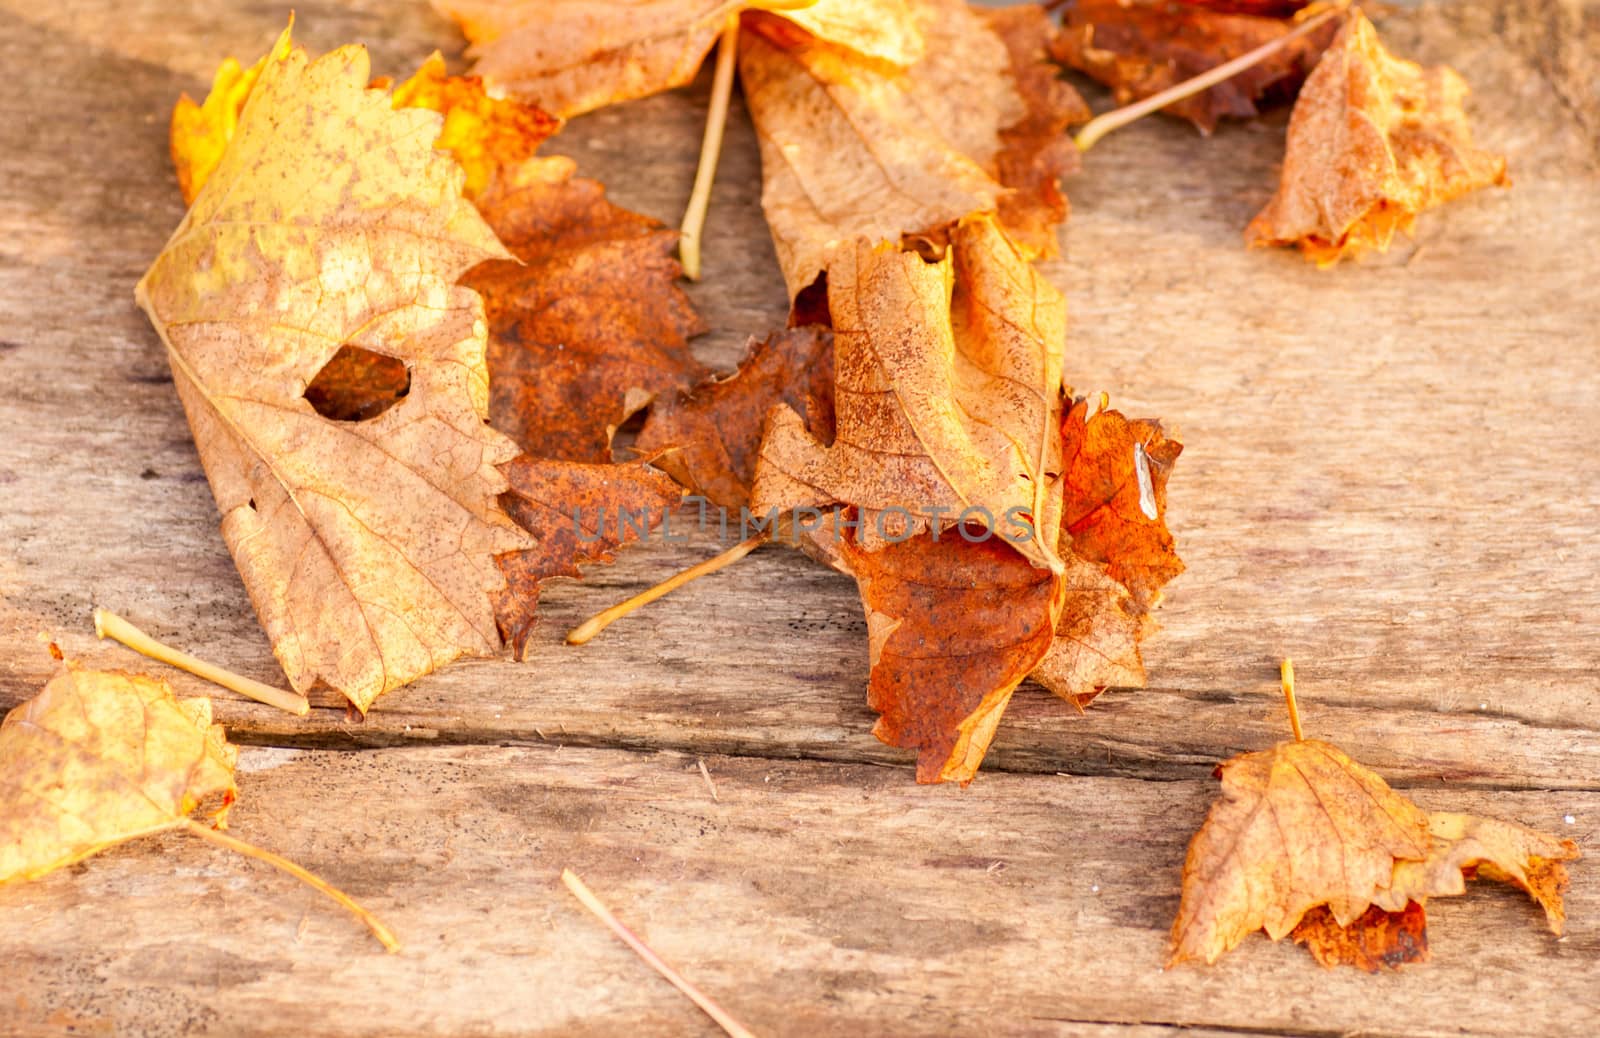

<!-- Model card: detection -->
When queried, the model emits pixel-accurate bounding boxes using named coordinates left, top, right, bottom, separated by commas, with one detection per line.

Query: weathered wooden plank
left=1, top=744, right=1593, bottom=1037
left=2, top=0, right=1596, bottom=796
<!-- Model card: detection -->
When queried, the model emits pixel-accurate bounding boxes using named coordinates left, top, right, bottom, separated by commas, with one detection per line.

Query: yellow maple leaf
left=138, top=24, right=532, bottom=712
left=0, top=665, right=237, bottom=883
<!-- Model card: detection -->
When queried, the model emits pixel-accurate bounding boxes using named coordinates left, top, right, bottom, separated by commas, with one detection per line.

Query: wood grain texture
left=0, top=0, right=1596, bottom=1034
left=2, top=744, right=1595, bottom=1037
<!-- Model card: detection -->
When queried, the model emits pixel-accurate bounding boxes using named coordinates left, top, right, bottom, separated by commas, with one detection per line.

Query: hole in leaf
left=304, top=345, right=411, bottom=422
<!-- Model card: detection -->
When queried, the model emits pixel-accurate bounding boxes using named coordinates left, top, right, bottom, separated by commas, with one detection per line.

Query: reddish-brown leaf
left=839, top=523, right=1066, bottom=785
left=1052, top=0, right=1337, bottom=133
left=465, top=166, right=707, bottom=465
left=635, top=327, right=835, bottom=511
left=983, top=4, right=1092, bottom=259
left=1060, top=399, right=1184, bottom=607
left=494, top=456, right=683, bottom=657
left=1291, top=901, right=1431, bottom=972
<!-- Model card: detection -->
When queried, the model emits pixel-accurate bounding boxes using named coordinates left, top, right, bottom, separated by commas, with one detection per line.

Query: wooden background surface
left=1, top=0, right=1597, bottom=1034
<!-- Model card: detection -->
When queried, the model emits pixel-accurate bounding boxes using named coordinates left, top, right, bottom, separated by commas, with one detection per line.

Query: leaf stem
left=94, top=608, right=309, bottom=716
left=678, top=17, right=740, bottom=281
left=182, top=819, right=401, bottom=952
left=566, top=533, right=767, bottom=645
left=561, top=869, right=755, bottom=1038
left=1071, top=1, right=1348, bottom=153
left=1281, top=658, right=1304, bottom=741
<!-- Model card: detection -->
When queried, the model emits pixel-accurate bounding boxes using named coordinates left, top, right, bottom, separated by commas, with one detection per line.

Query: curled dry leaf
left=752, top=215, right=1066, bottom=572
left=1168, top=738, right=1433, bottom=965
left=1058, top=399, right=1184, bottom=608
left=1172, top=726, right=1583, bottom=968
left=1374, top=811, right=1580, bottom=934
left=140, top=27, right=532, bottom=712
left=1052, top=0, right=1337, bottom=134
left=742, top=0, right=1087, bottom=297
left=743, top=220, right=1181, bottom=782
left=434, top=0, right=924, bottom=118
left=0, top=665, right=236, bottom=884
left=1246, top=9, right=1509, bottom=264
left=636, top=326, right=835, bottom=510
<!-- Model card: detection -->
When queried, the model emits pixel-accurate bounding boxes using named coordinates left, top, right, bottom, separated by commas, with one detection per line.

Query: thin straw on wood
left=561, top=869, right=756, bottom=1038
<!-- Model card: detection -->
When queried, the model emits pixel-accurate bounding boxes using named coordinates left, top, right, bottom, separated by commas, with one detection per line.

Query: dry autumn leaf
left=434, top=0, right=924, bottom=117
left=494, top=456, right=684, bottom=657
left=636, top=325, right=835, bottom=510
left=1246, top=9, right=1509, bottom=264
left=0, top=665, right=236, bottom=883
left=165, top=37, right=709, bottom=674
left=1168, top=736, right=1434, bottom=965
left=464, top=157, right=708, bottom=464
left=741, top=0, right=1088, bottom=297
left=842, top=395, right=1184, bottom=783
left=841, top=523, right=1067, bottom=784
left=1373, top=811, right=1580, bottom=933
left=141, top=26, right=533, bottom=713
left=1, top=663, right=397, bottom=949
left=1052, top=0, right=1337, bottom=134
left=751, top=214, right=1066, bottom=573
left=734, top=217, right=1180, bottom=781
left=1171, top=669, right=1581, bottom=968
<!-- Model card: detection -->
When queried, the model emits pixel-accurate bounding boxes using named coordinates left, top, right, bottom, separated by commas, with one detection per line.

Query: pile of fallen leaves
left=3, top=0, right=1560, bottom=974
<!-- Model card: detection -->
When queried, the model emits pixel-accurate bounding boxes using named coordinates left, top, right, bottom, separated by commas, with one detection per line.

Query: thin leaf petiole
left=1281, top=657, right=1305, bottom=741
left=1072, top=1, right=1349, bottom=153
left=567, top=532, right=768, bottom=645
left=678, top=16, right=741, bottom=281
left=183, top=819, right=401, bottom=952
left=94, top=608, right=309, bottom=716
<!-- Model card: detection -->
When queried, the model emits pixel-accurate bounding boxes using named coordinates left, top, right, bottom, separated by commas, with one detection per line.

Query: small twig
left=94, top=608, right=309, bottom=716
left=567, top=533, right=767, bottom=645
left=561, top=869, right=756, bottom=1038
left=678, top=17, right=740, bottom=281
left=1072, top=2, right=1349, bottom=152
left=697, top=758, right=721, bottom=802
left=182, top=819, right=401, bottom=952
left=1281, top=658, right=1304, bottom=742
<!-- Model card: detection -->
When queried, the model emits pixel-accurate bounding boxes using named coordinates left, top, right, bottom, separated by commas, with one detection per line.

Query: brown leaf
left=140, top=27, right=533, bottom=711
left=494, top=456, right=684, bottom=657
left=0, top=666, right=237, bottom=884
left=1168, top=738, right=1433, bottom=966
left=740, top=0, right=1087, bottom=297
left=1032, top=399, right=1184, bottom=705
left=983, top=4, right=1092, bottom=258
left=839, top=523, right=1066, bottom=785
left=1290, top=901, right=1431, bottom=972
left=435, top=0, right=924, bottom=118
left=636, top=326, right=835, bottom=511
left=1246, top=9, right=1509, bottom=264
left=1060, top=399, right=1184, bottom=608
left=466, top=159, right=708, bottom=464
left=751, top=215, right=1067, bottom=572
left=1373, top=811, right=1581, bottom=934
left=1052, top=0, right=1336, bottom=134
